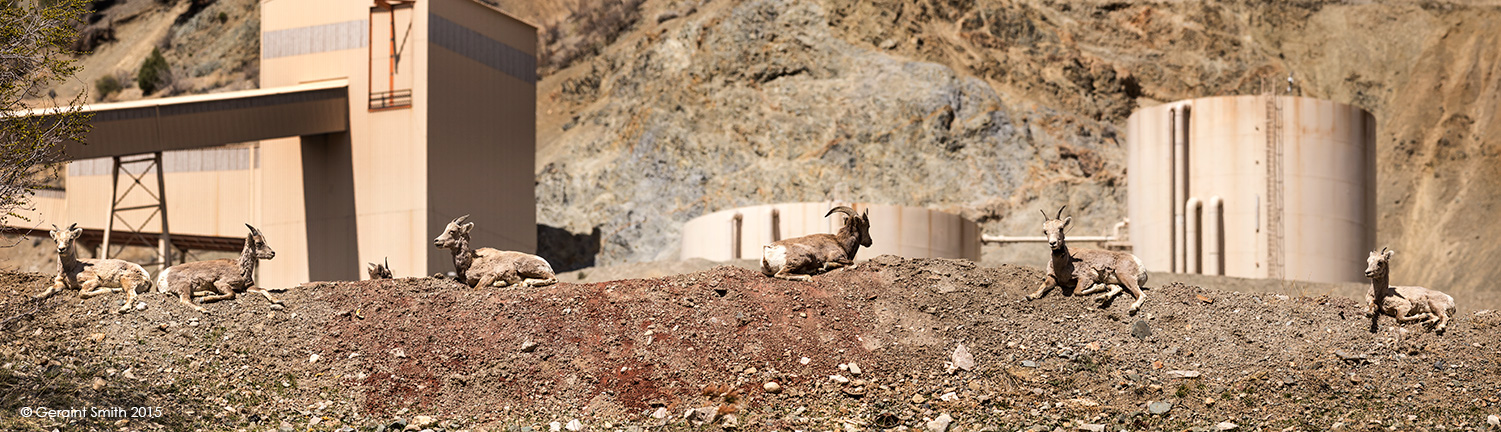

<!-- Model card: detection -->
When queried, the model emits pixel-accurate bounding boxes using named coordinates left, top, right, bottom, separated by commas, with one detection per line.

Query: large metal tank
left=1126, top=95, right=1376, bottom=283
left=681, top=202, right=981, bottom=262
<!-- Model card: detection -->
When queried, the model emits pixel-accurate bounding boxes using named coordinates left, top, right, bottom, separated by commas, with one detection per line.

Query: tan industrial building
left=681, top=202, right=982, bottom=262
left=15, top=0, right=538, bottom=289
left=1125, top=95, right=1377, bottom=283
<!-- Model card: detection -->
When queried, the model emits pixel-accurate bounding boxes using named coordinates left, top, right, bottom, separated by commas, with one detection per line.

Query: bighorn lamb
left=433, top=215, right=557, bottom=288
left=1364, top=247, right=1456, bottom=333
left=368, top=258, right=392, bottom=279
left=36, top=223, right=152, bottom=313
left=760, top=206, right=872, bottom=281
left=1026, top=206, right=1149, bottom=313
left=156, top=224, right=279, bottom=313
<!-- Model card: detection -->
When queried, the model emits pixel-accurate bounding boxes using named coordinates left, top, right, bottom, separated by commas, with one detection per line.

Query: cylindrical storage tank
left=1126, top=95, right=1376, bottom=283
left=680, top=202, right=981, bottom=262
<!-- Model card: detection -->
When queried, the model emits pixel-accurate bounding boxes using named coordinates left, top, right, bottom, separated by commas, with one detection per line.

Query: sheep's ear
left=1383, top=250, right=1394, bottom=260
left=70, top=226, right=83, bottom=235
left=460, top=222, right=474, bottom=233
left=1061, top=216, right=1072, bottom=228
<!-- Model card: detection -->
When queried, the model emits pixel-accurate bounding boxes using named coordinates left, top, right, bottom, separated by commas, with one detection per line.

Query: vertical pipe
left=154, top=152, right=172, bottom=273
left=1207, top=196, right=1224, bottom=275
left=770, top=208, right=781, bottom=242
left=1173, top=106, right=1190, bottom=273
left=1168, top=108, right=1179, bottom=272
left=1185, top=197, right=1202, bottom=274
left=731, top=213, right=743, bottom=260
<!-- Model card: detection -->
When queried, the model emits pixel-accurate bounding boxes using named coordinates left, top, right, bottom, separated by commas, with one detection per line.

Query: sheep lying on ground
left=1364, top=247, right=1456, bottom=333
left=433, top=215, right=557, bottom=288
left=36, top=223, right=152, bottom=313
left=1026, top=206, right=1149, bottom=314
left=760, top=206, right=872, bottom=281
left=156, top=224, right=279, bottom=313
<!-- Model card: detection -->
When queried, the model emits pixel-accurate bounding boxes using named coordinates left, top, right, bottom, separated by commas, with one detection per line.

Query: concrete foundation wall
left=682, top=202, right=981, bottom=262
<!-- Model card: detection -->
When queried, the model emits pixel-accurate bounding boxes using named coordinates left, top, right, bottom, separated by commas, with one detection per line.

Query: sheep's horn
left=824, top=206, right=858, bottom=219
left=454, top=214, right=471, bottom=224
left=1381, top=246, right=1389, bottom=254
left=1040, top=210, right=1049, bottom=220
left=1055, top=205, right=1067, bottom=220
left=51, top=224, right=58, bottom=231
left=245, top=224, right=261, bottom=235
left=68, top=222, right=78, bottom=231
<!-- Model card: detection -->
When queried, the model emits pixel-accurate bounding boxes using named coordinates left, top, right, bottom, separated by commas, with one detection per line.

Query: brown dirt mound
left=1, top=256, right=1498, bottom=431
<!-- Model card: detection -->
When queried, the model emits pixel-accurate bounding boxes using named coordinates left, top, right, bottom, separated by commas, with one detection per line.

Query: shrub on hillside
left=136, top=47, right=171, bottom=94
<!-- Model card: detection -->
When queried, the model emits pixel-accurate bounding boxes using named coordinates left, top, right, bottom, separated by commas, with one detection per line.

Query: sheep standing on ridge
left=1364, top=247, right=1456, bottom=333
left=1026, top=206, right=1149, bottom=314
left=156, top=224, right=280, bottom=313
left=433, top=215, right=557, bottom=288
left=760, top=206, right=872, bottom=281
left=36, top=223, right=152, bottom=313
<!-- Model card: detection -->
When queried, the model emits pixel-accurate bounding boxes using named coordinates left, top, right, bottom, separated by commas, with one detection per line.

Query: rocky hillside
left=2, top=259, right=1500, bottom=431
left=522, top=0, right=1501, bottom=307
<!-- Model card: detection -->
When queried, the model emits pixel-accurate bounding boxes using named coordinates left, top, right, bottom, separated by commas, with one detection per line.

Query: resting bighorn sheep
left=1364, top=247, right=1456, bottom=333
left=36, top=223, right=152, bottom=313
left=367, top=258, right=392, bottom=280
left=155, top=224, right=279, bottom=313
left=1026, top=206, right=1149, bottom=313
left=760, top=206, right=872, bottom=281
left=433, top=215, right=557, bottom=288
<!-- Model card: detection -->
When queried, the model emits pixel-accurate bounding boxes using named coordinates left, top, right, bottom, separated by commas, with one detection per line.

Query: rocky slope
left=525, top=0, right=1501, bottom=308
left=2, top=259, right=1500, bottom=431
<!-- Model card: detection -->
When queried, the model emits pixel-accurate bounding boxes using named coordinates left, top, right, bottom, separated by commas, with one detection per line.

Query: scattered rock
left=279, top=421, right=295, bottom=432
left=1131, top=320, right=1152, bottom=339
left=91, top=376, right=105, bottom=390
left=939, top=392, right=959, bottom=402
left=1489, top=415, right=1500, bottom=427
left=414, top=416, right=435, bottom=428
left=743, top=367, right=757, bottom=375
left=1166, top=370, right=1201, bottom=379
left=309, top=354, right=320, bottom=363
left=829, top=374, right=850, bottom=384
left=912, top=394, right=927, bottom=404
left=1213, top=421, right=1238, bottom=431
left=651, top=407, right=668, bottom=419
left=925, top=413, right=954, bottom=432
left=763, top=382, right=782, bottom=393
left=565, top=419, right=583, bottom=431
left=1078, top=424, right=1106, bottom=432
left=685, top=407, right=716, bottom=426
left=1335, top=350, right=1368, bottom=364
left=1021, top=360, right=1038, bottom=368
left=848, top=362, right=861, bottom=375
left=1147, top=401, right=1172, bottom=415
left=799, top=357, right=811, bottom=365
left=548, top=421, right=561, bottom=432
left=952, top=344, right=975, bottom=371
left=269, top=304, right=285, bottom=311
left=520, top=340, right=538, bottom=353
left=389, top=418, right=407, bottom=431
left=135, top=302, right=147, bottom=310
left=122, top=369, right=138, bottom=380
left=88, top=333, right=105, bottom=343
left=720, top=414, right=738, bottom=429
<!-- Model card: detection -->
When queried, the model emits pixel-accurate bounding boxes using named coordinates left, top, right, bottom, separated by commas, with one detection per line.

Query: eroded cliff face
left=530, top=0, right=1501, bottom=303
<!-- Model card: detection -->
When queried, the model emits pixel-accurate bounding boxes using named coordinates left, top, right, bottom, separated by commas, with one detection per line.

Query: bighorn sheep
left=433, top=215, right=557, bottom=288
left=1364, top=247, right=1455, bottom=333
left=368, top=258, right=392, bottom=280
left=155, top=224, right=279, bottom=313
left=36, top=223, right=152, bottom=313
left=760, top=206, right=872, bottom=281
left=1026, top=206, right=1149, bottom=313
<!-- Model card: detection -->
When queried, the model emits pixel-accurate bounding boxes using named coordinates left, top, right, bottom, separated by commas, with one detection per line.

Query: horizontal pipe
left=980, top=235, right=1116, bottom=244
